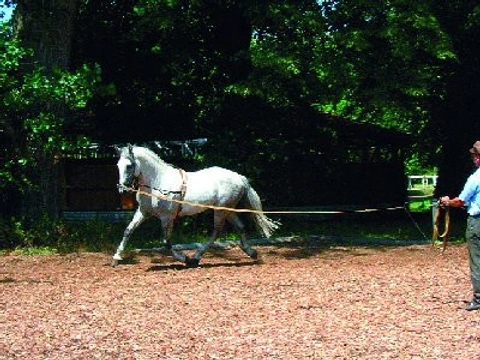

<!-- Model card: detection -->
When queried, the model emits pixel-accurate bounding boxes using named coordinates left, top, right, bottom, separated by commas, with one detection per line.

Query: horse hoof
left=249, top=249, right=259, bottom=259
left=111, top=259, right=119, bottom=267
left=186, top=257, right=200, bottom=268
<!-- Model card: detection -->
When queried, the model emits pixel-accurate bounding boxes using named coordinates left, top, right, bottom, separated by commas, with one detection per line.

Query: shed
left=61, top=114, right=411, bottom=218
left=258, top=113, right=411, bottom=207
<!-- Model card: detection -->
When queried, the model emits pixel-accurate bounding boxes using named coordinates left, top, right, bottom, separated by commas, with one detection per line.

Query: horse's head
left=117, top=144, right=139, bottom=193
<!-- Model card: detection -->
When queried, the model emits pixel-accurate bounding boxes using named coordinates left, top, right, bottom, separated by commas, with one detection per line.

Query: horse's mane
left=131, top=146, right=171, bottom=168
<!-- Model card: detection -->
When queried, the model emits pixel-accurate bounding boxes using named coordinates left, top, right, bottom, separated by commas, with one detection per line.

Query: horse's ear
left=128, top=143, right=134, bottom=157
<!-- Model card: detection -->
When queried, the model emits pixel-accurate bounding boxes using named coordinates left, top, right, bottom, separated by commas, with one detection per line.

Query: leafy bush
left=0, top=214, right=213, bottom=254
left=0, top=216, right=122, bottom=254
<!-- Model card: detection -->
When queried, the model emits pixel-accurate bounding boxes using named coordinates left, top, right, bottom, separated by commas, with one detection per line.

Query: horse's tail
left=243, top=180, right=280, bottom=238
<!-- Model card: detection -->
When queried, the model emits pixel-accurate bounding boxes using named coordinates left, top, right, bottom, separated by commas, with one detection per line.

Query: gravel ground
left=1, top=242, right=480, bottom=359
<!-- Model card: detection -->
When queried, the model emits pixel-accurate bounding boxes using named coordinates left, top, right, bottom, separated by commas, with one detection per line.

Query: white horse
left=112, top=145, right=279, bottom=267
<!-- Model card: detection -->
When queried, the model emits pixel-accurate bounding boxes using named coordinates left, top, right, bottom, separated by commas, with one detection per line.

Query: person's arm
left=440, top=196, right=465, bottom=208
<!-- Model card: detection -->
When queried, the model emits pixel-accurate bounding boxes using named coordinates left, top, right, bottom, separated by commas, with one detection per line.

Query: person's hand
left=440, top=196, right=450, bottom=207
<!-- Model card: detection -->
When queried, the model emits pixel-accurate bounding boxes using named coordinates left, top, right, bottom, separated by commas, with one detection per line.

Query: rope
left=120, top=185, right=405, bottom=215
left=121, top=185, right=438, bottom=247
left=402, top=204, right=431, bottom=242
left=432, top=202, right=450, bottom=253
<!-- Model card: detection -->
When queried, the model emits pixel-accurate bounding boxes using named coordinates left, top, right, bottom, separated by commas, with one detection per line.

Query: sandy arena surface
left=2, top=243, right=480, bottom=359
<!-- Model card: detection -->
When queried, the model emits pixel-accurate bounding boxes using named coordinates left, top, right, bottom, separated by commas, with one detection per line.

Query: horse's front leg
left=162, top=218, right=191, bottom=264
left=112, top=209, right=147, bottom=267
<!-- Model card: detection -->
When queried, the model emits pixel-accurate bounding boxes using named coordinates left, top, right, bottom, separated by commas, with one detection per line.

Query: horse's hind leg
left=227, top=213, right=258, bottom=259
left=188, top=211, right=226, bottom=267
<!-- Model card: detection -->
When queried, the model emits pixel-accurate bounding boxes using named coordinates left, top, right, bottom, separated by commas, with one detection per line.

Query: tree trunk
left=433, top=1, right=480, bottom=198
left=13, top=0, right=77, bottom=221
left=13, top=0, right=76, bottom=69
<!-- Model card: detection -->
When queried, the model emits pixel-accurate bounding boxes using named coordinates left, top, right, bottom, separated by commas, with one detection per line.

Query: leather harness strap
left=175, top=169, right=188, bottom=219
left=135, top=168, right=187, bottom=219
left=179, top=169, right=187, bottom=198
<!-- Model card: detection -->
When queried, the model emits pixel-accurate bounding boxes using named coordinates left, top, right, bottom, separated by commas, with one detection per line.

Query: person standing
left=441, top=140, right=480, bottom=310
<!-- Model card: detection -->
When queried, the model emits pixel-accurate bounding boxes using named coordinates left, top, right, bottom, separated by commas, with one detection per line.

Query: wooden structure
left=408, top=175, right=437, bottom=190
left=255, top=113, right=411, bottom=207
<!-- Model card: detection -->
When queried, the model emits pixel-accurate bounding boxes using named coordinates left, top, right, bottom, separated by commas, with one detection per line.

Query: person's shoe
left=462, top=300, right=480, bottom=311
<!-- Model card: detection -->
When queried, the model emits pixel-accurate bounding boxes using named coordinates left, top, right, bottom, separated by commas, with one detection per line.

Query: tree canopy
left=1, top=0, right=480, bottom=219
left=72, top=1, right=459, bottom=155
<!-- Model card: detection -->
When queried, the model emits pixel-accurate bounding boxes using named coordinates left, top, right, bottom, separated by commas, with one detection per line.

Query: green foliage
left=0, top=22, right=100, bottom=192
left=0, top=210, right=216, bottom=253
left=0, top=27, right=30, bottom=83
left=5, top=0, right=479, bottom=253
left=1, top=216, right=122, bottom=253
left=9, top=247, right=58, bottom=256
left=73, top=1, right=455, bottom=153
left=314, top=1, right=455, bottom=123
left=0, top=214, right=230, bottom=254
left=3, top=215, right=74, bottom=252
left=4, top=0, right=478, bottom=213
left=405, top=153, right=437, bottom=175
left=2, top=210, right=462, bottom=254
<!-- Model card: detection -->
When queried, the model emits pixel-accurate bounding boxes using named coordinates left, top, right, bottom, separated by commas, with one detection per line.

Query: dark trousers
left=466, top=215, right=480, bottom=299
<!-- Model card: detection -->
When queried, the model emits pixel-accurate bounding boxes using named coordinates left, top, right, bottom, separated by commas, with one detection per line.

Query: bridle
left=116, top=145, right=138, bottom=191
